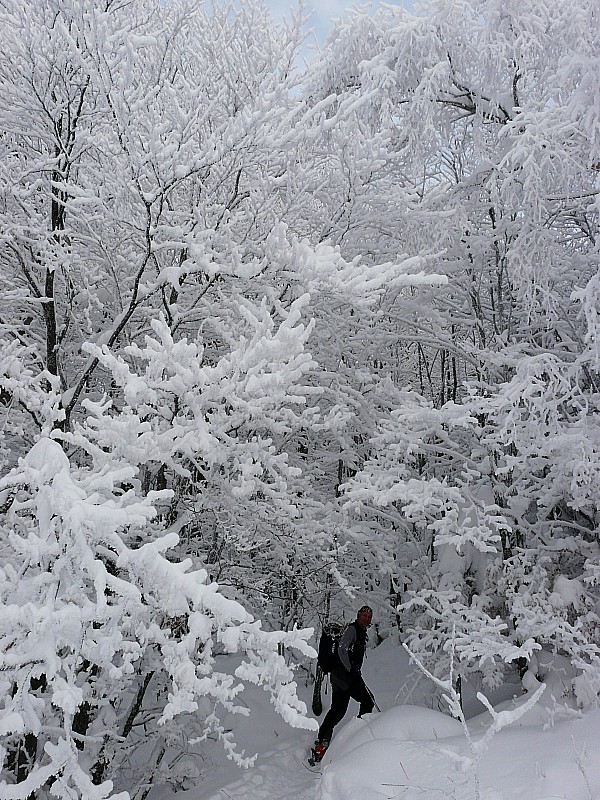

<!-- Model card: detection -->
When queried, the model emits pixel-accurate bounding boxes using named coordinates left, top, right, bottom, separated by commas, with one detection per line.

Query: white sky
left=266, top=0, right=382, bottom=46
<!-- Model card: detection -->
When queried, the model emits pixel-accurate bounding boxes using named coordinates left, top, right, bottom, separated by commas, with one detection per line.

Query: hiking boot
left=312, top=740, right=329, bottom=762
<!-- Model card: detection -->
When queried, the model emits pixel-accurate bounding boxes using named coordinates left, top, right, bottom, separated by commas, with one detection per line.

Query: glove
left=351, top=665, right=361, bottom=676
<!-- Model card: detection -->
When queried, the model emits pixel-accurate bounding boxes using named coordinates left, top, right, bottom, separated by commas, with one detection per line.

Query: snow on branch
left=0, top=438, right=316, bottom=798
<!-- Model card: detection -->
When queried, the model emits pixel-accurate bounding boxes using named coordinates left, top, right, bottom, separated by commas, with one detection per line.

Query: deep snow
left=172, top=637, right=600, bottom=800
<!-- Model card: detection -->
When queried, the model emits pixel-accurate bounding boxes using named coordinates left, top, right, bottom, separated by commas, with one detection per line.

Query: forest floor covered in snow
left=165, top=638, right=600, bottom=800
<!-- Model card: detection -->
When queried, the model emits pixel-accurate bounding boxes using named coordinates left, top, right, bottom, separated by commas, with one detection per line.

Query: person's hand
left=351, top=665, right=361, bottom=676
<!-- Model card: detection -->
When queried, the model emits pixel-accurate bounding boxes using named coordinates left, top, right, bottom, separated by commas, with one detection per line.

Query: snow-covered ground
left=173, top=638, right=600, bottom=800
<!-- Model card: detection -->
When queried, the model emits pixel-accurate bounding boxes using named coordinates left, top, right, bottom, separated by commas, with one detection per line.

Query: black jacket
left=331, top=621, right=367, bottom=691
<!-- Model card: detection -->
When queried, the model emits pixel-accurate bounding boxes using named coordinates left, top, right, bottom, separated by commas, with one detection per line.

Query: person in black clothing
left=313, top=605, right=374, bottom=761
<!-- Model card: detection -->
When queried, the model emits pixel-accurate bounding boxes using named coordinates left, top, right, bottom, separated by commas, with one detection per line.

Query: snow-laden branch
left=0, top=437, right=316, bottom=799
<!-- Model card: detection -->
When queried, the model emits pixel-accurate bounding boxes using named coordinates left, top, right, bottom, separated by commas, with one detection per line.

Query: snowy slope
left=178, top=638, right=600, bottom=800
left=316, top=703, right=600, bottom=800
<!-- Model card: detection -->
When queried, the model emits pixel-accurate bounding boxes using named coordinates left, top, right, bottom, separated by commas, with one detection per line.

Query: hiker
left=312, top=605, right=374, bottom=761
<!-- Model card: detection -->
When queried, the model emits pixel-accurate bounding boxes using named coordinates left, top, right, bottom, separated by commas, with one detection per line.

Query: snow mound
left=316, top=703, right=600, bottom=800
left=325, top=704, right=463, bottom=757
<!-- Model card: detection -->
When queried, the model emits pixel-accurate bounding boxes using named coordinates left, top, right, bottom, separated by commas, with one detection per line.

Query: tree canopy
left=0, top=0, right=599, bottom=796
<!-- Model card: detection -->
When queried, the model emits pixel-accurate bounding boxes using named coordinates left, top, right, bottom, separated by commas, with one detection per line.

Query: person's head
left=356, top=605, right=373, bottom=630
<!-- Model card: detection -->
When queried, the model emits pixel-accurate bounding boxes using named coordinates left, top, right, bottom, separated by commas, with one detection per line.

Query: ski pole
left=365, top=683, right=381, bottom=712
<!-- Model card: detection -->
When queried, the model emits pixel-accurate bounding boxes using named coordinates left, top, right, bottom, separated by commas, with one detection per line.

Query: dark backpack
left=317, top=623, right=344, bottom=674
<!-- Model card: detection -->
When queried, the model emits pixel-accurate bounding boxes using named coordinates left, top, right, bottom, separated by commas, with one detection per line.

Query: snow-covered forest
left=0, top=0, right=599, bottom=797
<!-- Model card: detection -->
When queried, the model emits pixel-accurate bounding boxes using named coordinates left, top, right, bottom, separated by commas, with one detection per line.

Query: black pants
left=318, top=677, right=374, bottom=743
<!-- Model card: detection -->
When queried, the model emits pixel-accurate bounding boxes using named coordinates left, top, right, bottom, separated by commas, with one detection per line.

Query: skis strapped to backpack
left=311, top=665, right=324, bottom=716
left=312, top=622, right=344, bottom=716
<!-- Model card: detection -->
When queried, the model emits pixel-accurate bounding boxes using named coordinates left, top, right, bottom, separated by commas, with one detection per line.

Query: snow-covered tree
left=0, top=436, right=317, bottom=798
left=0, top=0, right=312, bottom=438
left=319, top=0, right=600, bottom=699
left=0, top=1, right=332, bottom=795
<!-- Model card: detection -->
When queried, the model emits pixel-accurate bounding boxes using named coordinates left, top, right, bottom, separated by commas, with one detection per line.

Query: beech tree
left=0, top=435, right=317, bottom=799
left=2, top=0, right=600, bottom=795
left=0, top=1, right=326, bottom=795
left=0, top=2, right=448, bottom=793
left=0, top=0, right=311, bottom=436
left=312, top=0, right=600, bottom=698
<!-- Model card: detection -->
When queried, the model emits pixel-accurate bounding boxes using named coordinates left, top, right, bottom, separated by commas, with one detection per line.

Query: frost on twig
left=404, top=626, right=546, bottom=800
